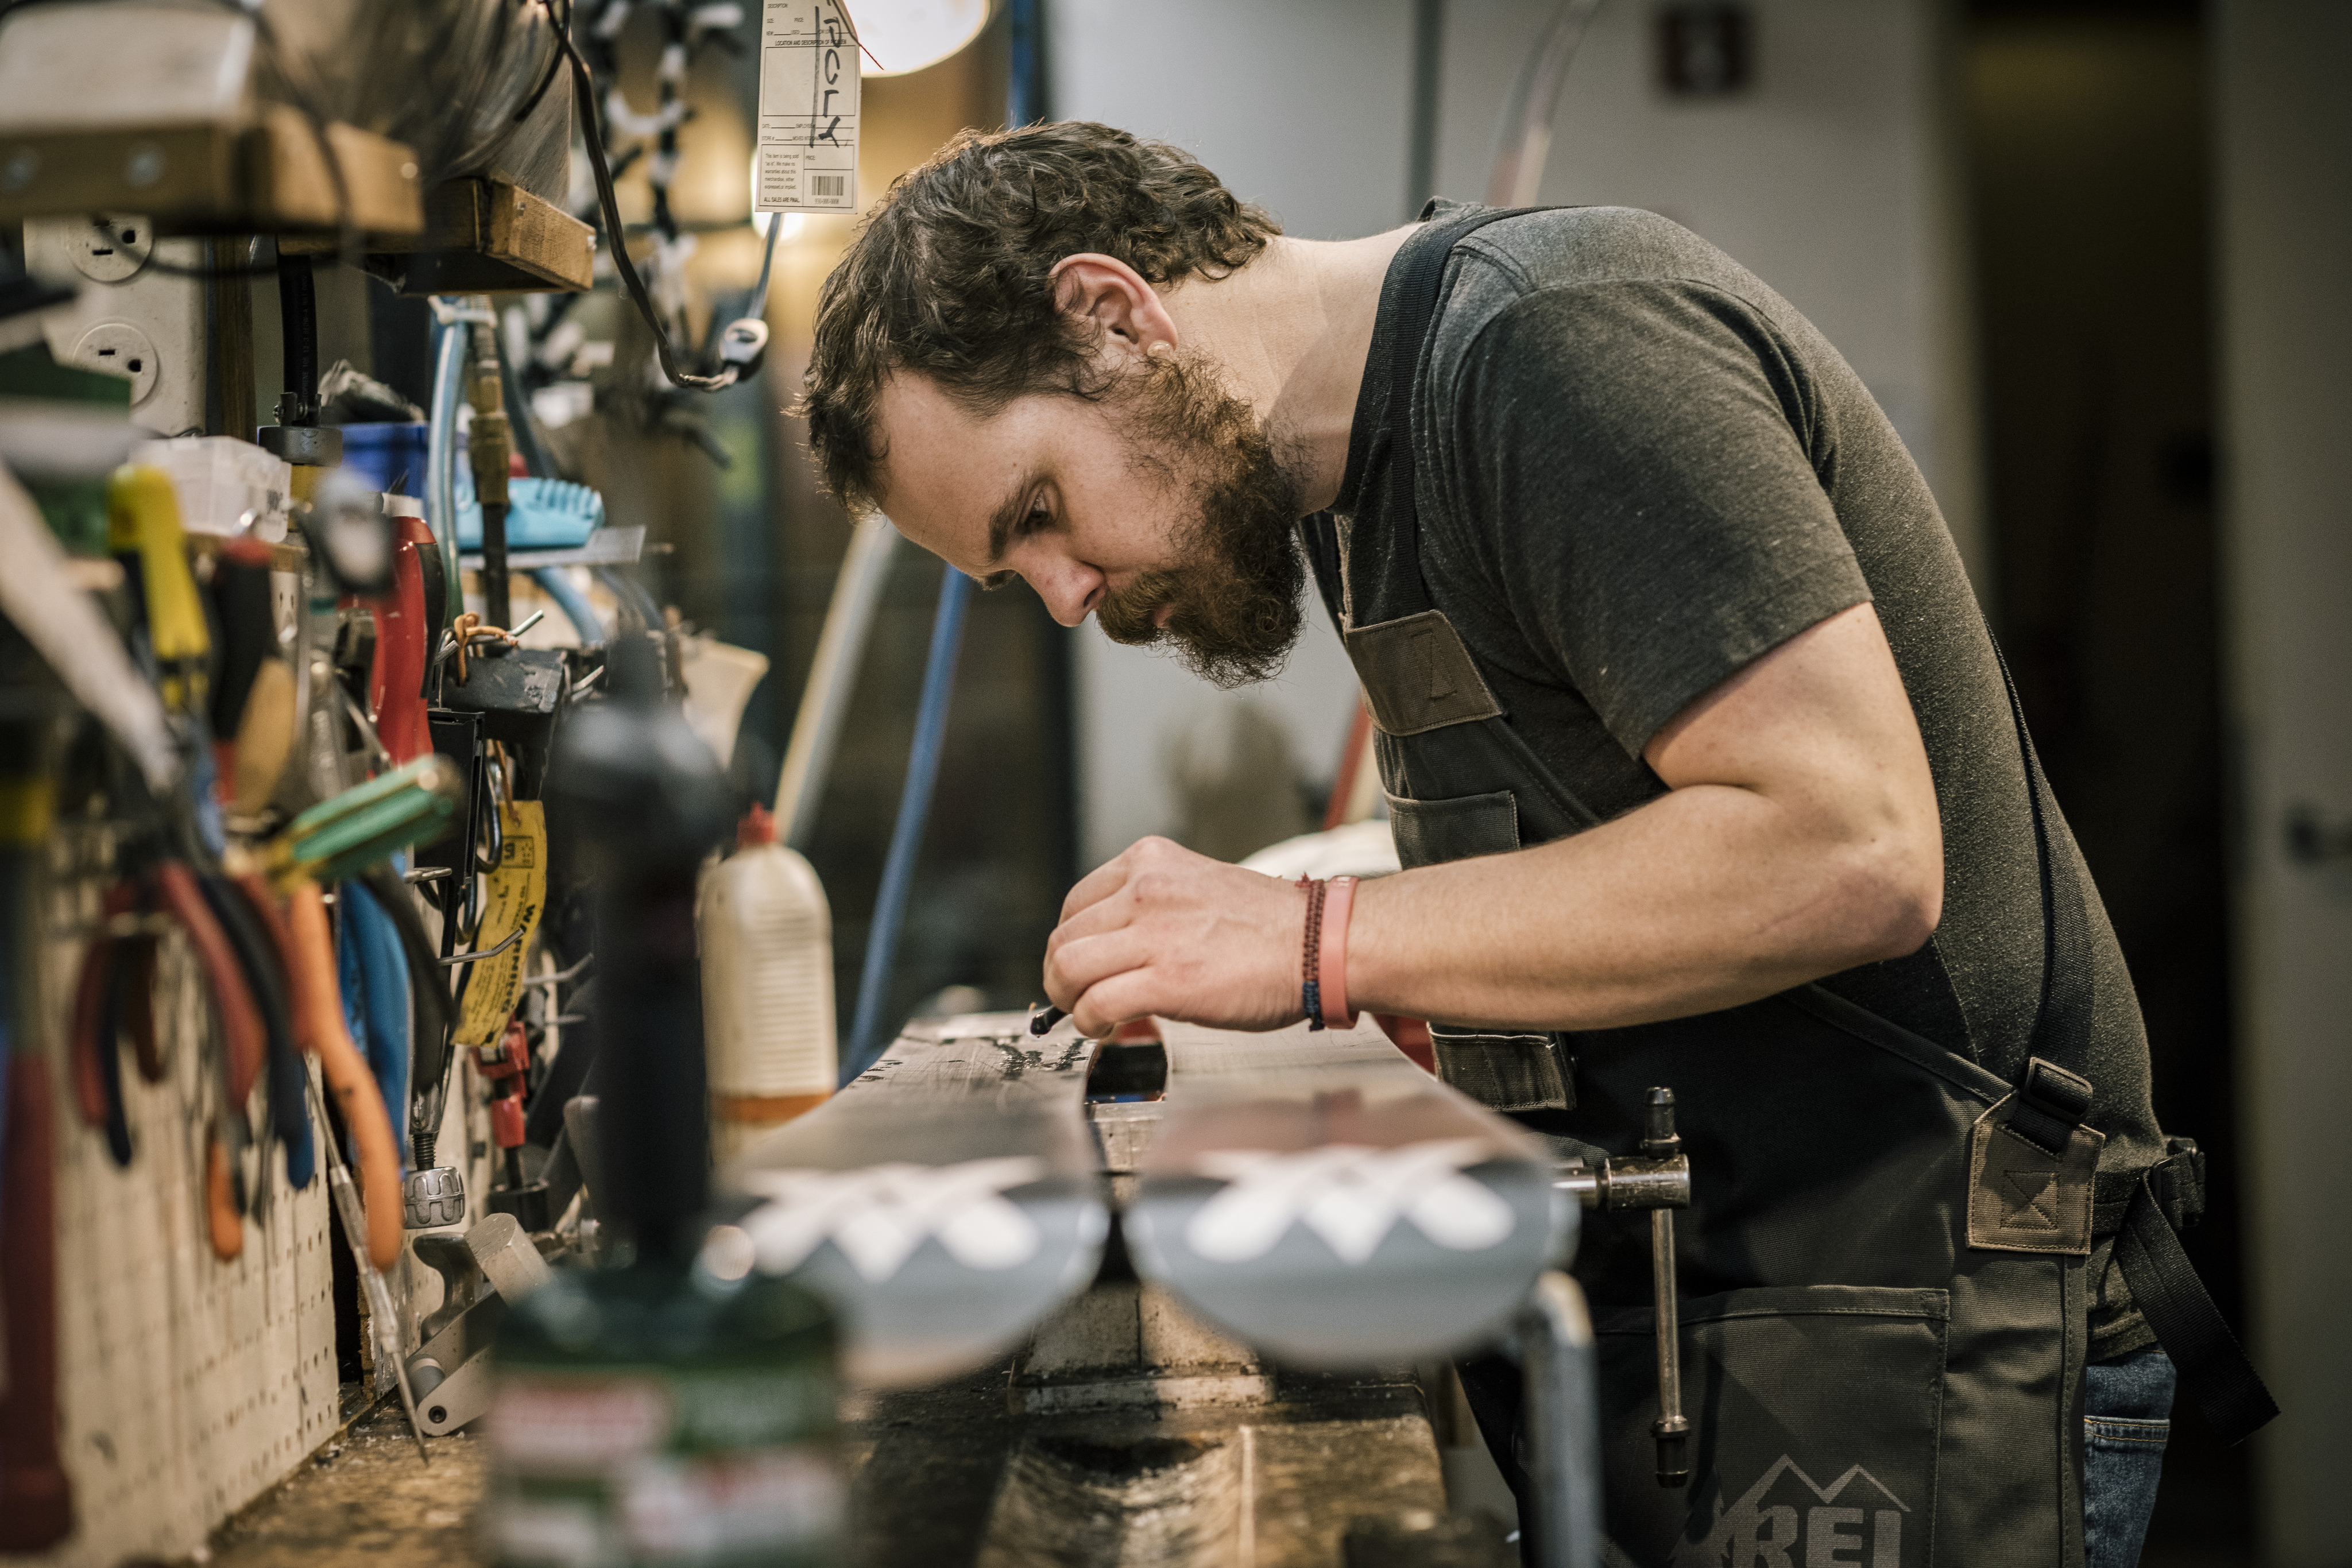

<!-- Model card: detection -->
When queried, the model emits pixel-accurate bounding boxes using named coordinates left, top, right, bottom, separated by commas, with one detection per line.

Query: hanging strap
left=2114, top=1168, right=2278, bottom=1444
left=1991, top=646, right=2095, bottom=1067
left=1380, top=207, right=1550, bottom=615
left=1990, top=645, right=2276, bottom=1443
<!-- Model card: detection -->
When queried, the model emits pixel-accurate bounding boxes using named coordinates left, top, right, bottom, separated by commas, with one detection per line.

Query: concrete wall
left=1048, top=0, right=1980, bottom=870
left=2211, top=5, right=2352, bottom=1561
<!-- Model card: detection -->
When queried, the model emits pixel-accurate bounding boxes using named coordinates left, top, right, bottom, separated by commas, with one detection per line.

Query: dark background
left=1965, top=0, right=2246, bottom=1559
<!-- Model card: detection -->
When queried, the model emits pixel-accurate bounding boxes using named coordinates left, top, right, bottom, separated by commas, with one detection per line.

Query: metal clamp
left=1553, top=1085, right=1693, bottom=1488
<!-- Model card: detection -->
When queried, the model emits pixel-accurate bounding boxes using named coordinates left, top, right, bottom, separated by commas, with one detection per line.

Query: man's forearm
left=1345, top=777, right=1939, bottom=1032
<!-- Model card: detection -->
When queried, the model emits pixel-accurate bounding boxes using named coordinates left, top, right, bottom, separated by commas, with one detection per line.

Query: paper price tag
left=756, top=1, right=860, bottom=214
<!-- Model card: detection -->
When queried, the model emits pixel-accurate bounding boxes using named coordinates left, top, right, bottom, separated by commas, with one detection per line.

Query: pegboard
left=5, top=828, right=341, bottom=1568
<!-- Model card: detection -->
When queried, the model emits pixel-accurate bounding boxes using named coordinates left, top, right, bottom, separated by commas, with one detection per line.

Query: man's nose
left=1027, top=555, right=1103, bottom=628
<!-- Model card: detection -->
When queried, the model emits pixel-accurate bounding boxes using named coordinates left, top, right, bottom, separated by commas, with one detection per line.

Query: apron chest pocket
left=1594, top=1285, right=1948, bottom=1567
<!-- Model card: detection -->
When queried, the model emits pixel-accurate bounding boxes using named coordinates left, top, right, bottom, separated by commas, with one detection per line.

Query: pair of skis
left=721, top=1011, right=1567, bottom=1384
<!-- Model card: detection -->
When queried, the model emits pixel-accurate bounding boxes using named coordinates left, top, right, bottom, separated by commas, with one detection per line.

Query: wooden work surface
left=201, top=1406, right=485, bottom=1568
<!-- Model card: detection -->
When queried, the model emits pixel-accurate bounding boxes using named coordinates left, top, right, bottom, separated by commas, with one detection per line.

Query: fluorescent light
left=852, top=0, right=991, bottom=78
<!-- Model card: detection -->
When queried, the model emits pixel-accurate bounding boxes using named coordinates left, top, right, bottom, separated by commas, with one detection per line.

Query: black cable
left=513, top=0, right=575, bottom=125
left=558, top=22, right=743, bottom=391
left=278, top=249, right=318, bottom=421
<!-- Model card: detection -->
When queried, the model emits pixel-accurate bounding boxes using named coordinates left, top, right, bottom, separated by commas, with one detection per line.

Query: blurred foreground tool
left=0, top=761, right=72, bottom=1550
left=0, top=464, right=177, bottom=794
left=487, top=634, right=842, bottom=1566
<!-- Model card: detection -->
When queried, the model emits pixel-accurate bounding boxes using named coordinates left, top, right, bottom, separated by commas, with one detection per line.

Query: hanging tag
left=455, top=801, right=548, bottom=1048
left=756, top=1, right=861, bottom=215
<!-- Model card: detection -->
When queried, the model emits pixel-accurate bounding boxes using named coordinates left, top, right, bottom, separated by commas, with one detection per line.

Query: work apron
left=1305, top=207, right=2207, bottom=1567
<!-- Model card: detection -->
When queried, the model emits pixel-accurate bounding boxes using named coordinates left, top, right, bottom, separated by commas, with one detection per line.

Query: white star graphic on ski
left=1182, top=1137, right=1517, bottom=1266
left=739, top=1156, right=1049, bottom=1283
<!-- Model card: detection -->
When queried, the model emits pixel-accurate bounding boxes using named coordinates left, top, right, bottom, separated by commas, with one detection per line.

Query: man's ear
left=1050, top=254, right=1179, bottom=361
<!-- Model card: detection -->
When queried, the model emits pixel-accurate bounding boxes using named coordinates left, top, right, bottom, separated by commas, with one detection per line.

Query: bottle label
left=488, top=1368, right=841, bottom=1566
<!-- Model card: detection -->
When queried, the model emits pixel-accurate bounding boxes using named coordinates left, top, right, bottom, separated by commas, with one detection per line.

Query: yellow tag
left=456, top=800, right=547, bottom=1047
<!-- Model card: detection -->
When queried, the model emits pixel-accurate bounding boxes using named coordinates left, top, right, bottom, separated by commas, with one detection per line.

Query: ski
left=722, top=1013, right=1108, bottom=1387
left=1124, top=1016, right=1566, bottom=1366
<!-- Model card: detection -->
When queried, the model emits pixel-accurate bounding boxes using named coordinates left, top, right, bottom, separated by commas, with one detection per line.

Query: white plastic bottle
left=698, top=803, right=837, bottom=1162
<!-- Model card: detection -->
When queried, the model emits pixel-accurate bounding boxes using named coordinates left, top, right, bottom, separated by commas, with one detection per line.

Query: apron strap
left=1989, top=643, right=2098, bottom=1067
left=2007, top=1058, right=2276, bottom=1443
left=1379, top=206, right=1551, bottom=616
left=2114, top=1173, right=2280, bottom=1445
left=1990, top=649, right=2274, bottom=1438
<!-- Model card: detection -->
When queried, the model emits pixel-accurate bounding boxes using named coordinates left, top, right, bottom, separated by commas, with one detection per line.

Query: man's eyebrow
left=985, top=475, right=1041, bottom=564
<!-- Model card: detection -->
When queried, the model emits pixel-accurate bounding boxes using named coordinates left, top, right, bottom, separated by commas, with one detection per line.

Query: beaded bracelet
left=1296, top=874, right=1329, bottom=1031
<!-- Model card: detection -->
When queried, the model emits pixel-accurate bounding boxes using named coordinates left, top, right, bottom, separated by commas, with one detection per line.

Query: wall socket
left=25, top=215, right=203, bottom=435
left=68, top=320, right=161, bottom=406
left=62, top=213, right=155, bottom=284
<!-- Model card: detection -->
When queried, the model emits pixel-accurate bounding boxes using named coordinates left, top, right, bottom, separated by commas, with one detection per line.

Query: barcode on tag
left=755, top=0, right=860, bottom=214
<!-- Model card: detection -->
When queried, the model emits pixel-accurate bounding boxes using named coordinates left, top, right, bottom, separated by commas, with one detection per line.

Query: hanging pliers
left=84, top=466, right=305, bottom=1256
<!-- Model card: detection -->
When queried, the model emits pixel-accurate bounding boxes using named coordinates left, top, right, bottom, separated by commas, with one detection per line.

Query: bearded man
left=798, top=122, right=2263, bottom=1567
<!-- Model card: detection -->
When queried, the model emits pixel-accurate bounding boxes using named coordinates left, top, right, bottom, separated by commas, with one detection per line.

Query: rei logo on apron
left=1671, top=1455, right=1909, bottom=1567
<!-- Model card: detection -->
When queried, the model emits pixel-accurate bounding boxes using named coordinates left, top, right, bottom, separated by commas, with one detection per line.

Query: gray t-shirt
left=1329, top=203, right=2160, bottom=1353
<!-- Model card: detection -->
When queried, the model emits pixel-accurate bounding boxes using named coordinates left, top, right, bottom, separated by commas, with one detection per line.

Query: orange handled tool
left=285, top=880, right=404, bottom=1270
left=137, top=861, right=265, bottom=1260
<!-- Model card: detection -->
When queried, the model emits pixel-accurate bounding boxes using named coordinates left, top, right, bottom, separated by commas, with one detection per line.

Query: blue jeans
left=2084, top=1348, right=2176, bottom=1568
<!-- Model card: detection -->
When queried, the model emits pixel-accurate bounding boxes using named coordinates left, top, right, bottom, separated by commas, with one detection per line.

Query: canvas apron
left=1309, top=208, right=2121, bottom=1567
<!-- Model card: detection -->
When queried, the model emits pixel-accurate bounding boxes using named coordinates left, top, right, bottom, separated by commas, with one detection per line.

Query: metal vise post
left=1553, top=1086, right=1693, bottom=1487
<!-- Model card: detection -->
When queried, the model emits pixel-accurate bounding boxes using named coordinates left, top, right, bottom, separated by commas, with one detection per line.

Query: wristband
left=1318, top=875, right=1359, bottom=1028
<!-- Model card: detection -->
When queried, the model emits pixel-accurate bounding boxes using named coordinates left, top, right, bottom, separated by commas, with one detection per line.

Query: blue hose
left=426, top=313, right=467, bottom=624
left=532, top=567, right=606, bottom=643
left=338, top=877, right=412, bottom=1177
left=841, top=567, right=972, bottom=1082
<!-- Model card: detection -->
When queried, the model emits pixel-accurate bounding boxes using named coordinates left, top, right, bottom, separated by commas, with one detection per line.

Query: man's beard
left=1092, top=350, right=1306, bottom=690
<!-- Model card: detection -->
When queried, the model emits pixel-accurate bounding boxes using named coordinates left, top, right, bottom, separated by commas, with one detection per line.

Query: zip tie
left=428, top=296, right=498, bottom=328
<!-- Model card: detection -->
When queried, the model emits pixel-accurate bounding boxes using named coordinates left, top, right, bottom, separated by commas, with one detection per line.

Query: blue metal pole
left=841, top=566, right=972, bottom=1081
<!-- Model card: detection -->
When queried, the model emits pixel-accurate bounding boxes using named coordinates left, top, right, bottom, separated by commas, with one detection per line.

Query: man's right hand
left=1043, top=836, right=1309, bottom=1038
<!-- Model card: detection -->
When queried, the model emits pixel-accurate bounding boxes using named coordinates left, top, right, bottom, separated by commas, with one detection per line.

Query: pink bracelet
left=1318, top=875, right=1359, bottom=1028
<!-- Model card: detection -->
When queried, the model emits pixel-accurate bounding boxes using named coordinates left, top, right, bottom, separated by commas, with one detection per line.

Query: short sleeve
left=1434, top=279, right=1873, bottom=756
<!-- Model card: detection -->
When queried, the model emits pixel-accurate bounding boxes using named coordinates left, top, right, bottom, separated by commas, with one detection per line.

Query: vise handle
left=1552, top=1087, right=1692, bottom=1488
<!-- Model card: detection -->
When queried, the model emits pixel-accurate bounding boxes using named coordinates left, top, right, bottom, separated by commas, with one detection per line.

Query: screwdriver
left=306, top=1075, right=430, bottom=1466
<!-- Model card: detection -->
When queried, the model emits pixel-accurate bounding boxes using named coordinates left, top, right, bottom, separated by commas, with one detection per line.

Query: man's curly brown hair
left=798, top=122, right=1280, bottom=512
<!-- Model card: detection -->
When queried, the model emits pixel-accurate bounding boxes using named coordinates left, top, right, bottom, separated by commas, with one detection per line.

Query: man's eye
left=975, top=570, right=1018, bottom=591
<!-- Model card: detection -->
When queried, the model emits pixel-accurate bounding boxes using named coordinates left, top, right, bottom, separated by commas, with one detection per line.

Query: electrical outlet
left=64, top=213, right=153, bottom=282
left=69, top=320, right=160, bottom=405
